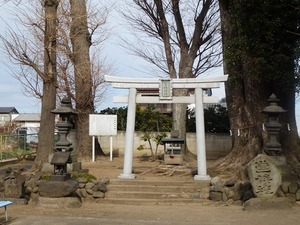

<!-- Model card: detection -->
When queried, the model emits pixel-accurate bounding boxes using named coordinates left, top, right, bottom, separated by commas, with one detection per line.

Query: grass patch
left=71, top=172, right=96, bottom=181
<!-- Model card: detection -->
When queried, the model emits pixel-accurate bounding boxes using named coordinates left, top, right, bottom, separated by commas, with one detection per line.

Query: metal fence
left=0, top=133, right=38, bottom=161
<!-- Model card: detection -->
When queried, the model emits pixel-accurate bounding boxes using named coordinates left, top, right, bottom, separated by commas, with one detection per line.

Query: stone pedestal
left=41, top=154, right=83, bottom=173
left=38, top=180, right=78, bottom=198
left=36, top=196, right=81, bottom=208
left=50, top=174, right=71, bottom=181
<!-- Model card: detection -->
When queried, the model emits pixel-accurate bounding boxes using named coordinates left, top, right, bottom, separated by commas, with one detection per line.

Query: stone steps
left=102, top=179, right=211, bottom=205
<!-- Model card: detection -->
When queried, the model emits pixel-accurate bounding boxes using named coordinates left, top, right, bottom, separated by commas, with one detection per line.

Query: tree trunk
left=34, top=0, right=58, bottom=169
left=172, top=89, right=188, bottom=154
left=212, top=0, right=300, bottom=179
left=70, top=0, right=94, bottom=159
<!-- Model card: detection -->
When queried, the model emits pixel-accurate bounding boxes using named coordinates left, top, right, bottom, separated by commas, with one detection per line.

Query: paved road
left=9, top=216, right=230, bottom=225
left=7, top=203, right=300, bottom=225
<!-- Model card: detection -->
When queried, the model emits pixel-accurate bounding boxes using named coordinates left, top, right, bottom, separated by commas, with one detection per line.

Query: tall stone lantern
left=50, top=96, right=78, bottom=181
left=262, top=93, right=286, bottom=156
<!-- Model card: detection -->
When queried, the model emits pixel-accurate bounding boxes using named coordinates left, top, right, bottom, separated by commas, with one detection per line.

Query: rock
left=26, top=186, right=33, bottom=193
left=85, top=194, right=95, bottom=202
left=93, top=191, right=105, bottom=198
left=23, top=173, right=33, bottom=181
left=77, top=177, right=88, bottom=183
left=222, top=192, right=228, bottom=202
left=233, top=181, right=242, bottom=192
left=209, top=191, right=222, bottom=201
left=91, top=179, right=98, bottom=184
left=232, top=182, right=243, bottom=201
left=288, top=182, right=299, bottom=194
left=244, top=197, right=292, bottom=211
left=276, top=187, right=285, bottom=197
left=86, top=189, right=94, bottom=195
left=85, top=182, right=95, bottom=190
left=225, top=199, right=234, bottom=206
left=225, top=187, right=235, bottom=199
left=79, top=188, right=88, bottom=198
left=25, top=179, right=37, bottom=189
left=36, top=180, right=46, bottom=186
left=41, top=163, right=54, bottom=173
left=33, top=173, right=42, bottom=181
left=241, top=181, right=252, bottom=192
left=32, top=187, right=39, bottom=193
left=232, top=200, right=243, bottom=206
left=38, top=180, right=78, bottom=198
left=92, top=182, right=107, bottom=193
left=0, top=182, right=4, bottom=192
left=213, top=181, right=224, bottom=192
left=243, top=190, right=255, bottom=201
left=285, top=193, right=296, bottom=203
left=281, top=182, right=291, bottom=194
left=296, top=189, right=300, bottom=201
left=78, top=183, right=85, bottom=188
left=232, top=192, right=242, bottom=201
left=101, top=177, right=110, bottom=185
left=96, top=182, right=107, bottom=193
left=224, top=179, right=236, bottom=187
left=210, top=176, right=221, bottom=186
left=24, top=194, right=30, bottom=201
left=247, top=154, right=281, bottom=198
left=4, top=173, right=25, bottom=198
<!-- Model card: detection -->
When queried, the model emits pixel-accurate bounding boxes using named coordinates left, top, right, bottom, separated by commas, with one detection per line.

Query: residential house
left=137, top=88, right=172, bottom=114
left=0, top=107, right=19, bottom=126
left=13, top=113, right=41, bottom=128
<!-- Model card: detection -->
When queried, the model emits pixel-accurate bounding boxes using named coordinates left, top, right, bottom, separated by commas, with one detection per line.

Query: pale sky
left=0, top=1, right=298, bottom=133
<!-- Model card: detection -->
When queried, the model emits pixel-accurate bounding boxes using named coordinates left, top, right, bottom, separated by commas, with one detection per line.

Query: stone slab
left=243, top=197, right=291, bottom=211
left=36, top=196, right=82, bottom=208
left=0, top=198, right=28, bottom=205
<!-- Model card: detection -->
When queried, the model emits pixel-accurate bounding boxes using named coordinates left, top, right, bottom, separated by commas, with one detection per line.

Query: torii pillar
left=105, top=75, right=228, bottom=180
left=119, top=88, right=136, bottom=179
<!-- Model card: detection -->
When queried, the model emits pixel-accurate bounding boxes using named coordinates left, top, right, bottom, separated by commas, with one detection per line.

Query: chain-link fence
left=0, top=133, right=38, bottom=161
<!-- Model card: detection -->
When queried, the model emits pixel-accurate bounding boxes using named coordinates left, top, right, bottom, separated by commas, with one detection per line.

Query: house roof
left=14, top=113, right=41, bottom=122
left=0, top=107, right=19, bottom=114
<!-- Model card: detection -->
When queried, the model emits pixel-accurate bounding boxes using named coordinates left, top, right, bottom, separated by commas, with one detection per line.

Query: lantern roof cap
left=262, top=93, right=287, bottom=114
left=51, top=96, right=78, bottom=115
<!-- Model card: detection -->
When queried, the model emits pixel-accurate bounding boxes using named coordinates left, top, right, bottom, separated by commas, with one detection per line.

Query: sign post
left=89, top=114, right=117, bottom=162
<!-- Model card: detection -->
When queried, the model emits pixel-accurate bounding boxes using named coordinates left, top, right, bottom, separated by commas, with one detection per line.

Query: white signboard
left=89, top=114, right=117, bottom=136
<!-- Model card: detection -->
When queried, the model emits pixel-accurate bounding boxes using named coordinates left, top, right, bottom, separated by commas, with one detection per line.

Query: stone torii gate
left=105, top=75, right=228, bottom=180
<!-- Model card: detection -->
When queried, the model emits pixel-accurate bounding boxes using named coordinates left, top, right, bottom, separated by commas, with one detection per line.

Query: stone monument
left=247, top=154, right=281, bottom=197
left=245, top=154, right=291, bottom=210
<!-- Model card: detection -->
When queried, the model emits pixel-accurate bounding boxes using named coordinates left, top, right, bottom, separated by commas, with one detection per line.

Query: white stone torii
left=105, top=75, right=228, bottom=180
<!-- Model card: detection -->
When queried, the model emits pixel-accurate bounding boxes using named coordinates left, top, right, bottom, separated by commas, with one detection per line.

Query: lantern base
left=51, top=173, right=71, bottom=181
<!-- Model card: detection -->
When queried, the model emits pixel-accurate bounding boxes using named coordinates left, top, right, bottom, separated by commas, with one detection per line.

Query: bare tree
left=121, top=0, right=222, bottom=152
left=56, top=0, right=110, bottom=107
left=37, top=0, right=59, bottom=168
left=1, top=0, right=111, bottom=161
left=69, top=0, right=94, bottom=158
left=1, top=0, right=59, bottom=169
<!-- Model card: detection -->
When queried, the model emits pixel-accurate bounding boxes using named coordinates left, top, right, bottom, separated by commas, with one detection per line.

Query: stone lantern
left=50, top=96, right=78, bottom=181
left=262, top=93, right=286, bottom=156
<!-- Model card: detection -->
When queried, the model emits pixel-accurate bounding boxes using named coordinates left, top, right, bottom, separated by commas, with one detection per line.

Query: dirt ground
left=2, top=156, right=300, bottom=225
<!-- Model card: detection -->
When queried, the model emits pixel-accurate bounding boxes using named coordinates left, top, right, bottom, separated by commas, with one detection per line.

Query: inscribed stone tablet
left=247, top=154, right=281, bottom=197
